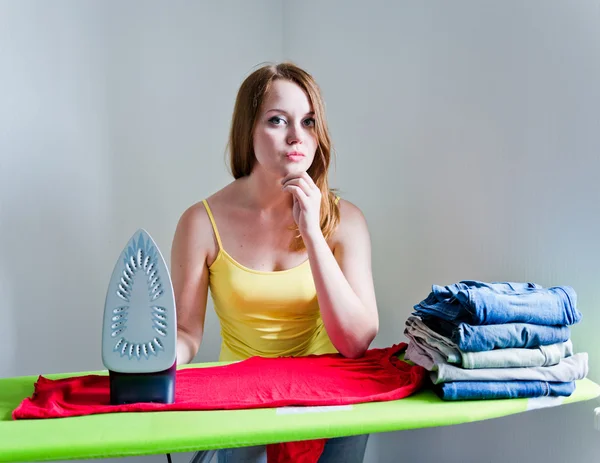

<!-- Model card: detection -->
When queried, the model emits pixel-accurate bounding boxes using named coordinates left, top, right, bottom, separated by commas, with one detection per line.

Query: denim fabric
left=217, top=435, right=369, bottom=463
left=414, top=281, right=581, bottom=325
left=419, top=316, right=459, bottom=339
left=430, top=352, right=588, bottom=384
left=435, top=380, right=576, bottom=401
left=218, top=445, right=266, bottom=463
left=317, top=434, right=369, bottom=463
left=422, top=316, right=572, bottom=352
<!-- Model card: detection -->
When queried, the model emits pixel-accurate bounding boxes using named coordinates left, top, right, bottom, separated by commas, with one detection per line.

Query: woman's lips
left=285, top=151, right=305, bottom=162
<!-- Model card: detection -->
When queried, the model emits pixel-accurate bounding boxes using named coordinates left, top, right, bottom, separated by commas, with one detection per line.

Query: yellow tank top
left=202, top=200, right=338, bottom=361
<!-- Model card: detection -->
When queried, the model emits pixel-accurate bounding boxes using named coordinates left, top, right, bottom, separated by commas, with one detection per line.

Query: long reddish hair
left=228, top=62, right=340, bottom=251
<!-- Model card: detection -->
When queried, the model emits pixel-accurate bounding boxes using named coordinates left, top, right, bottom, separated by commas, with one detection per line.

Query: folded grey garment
left=406, top=318, right=574, bottom=371
left=461, top=339, right=573, bottom=369
left=405, top=317, right=460, bottom=363
left=404, top=335, right=450, bottom=371
left=405, top=333, right=573, bottom=371
left=430, top=352, right=588, bottom=385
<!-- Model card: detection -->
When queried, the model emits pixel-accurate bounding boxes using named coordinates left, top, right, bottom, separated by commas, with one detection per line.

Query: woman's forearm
left=304, top=233, right=377, bottom=358
left=176, top=329, right=201, bottom=365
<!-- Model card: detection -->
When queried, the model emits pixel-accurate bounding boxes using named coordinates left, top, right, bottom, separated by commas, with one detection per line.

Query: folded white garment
left=404, top=316, right=573, bottom=371
left=461, top=339, right=573, bottom=369
left=430, top=352, right=588, bottom=384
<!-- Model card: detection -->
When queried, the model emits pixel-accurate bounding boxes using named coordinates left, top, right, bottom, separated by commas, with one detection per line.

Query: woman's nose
left=286, top=126, right=303, bottom=145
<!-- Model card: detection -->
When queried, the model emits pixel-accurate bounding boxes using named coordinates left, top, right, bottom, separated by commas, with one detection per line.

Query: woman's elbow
left=340, top=322, right=378, bottom=359
left=176, top=329, right=202, bottom=365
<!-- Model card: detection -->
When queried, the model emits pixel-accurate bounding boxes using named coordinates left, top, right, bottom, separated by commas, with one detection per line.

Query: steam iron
left=102, top=229, right=177, bottom=405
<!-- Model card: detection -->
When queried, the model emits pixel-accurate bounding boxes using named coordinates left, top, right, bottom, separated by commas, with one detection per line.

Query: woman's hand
left=281, top=171, right=322, bottom=239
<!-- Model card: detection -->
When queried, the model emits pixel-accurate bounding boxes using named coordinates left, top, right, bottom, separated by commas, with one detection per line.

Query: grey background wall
left=1, top=1, right=598, bottom=462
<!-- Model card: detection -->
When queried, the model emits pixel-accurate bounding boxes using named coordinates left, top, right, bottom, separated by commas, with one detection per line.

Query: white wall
left=0, top=2, right=281, bottom=461
left=1, top=1, right=598, bottom=462
left=284, top=1, right=600, bottom=461
left=0, top=0, right=283, bottom=377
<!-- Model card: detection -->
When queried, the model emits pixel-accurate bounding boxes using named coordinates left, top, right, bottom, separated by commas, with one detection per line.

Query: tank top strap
left=201, top=199, right=223, bottom=251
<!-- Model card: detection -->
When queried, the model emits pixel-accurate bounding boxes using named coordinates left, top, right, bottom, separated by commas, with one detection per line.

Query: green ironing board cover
left=1, top=362, right=598, bottom=462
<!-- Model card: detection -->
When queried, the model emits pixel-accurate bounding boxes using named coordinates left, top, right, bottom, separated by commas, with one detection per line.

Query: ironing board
left=1, top=362, right=599, bottom=463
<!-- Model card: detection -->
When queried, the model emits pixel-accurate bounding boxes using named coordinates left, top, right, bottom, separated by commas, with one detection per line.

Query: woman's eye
left=269, top=116, right=286, bottom=125
left=303, top=118, right=316, bottom=127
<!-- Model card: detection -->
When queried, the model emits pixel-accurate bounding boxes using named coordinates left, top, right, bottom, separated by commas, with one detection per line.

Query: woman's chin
left=280, top=161, right=308, bottom=176
left=254, top=161, right=309, bottom=179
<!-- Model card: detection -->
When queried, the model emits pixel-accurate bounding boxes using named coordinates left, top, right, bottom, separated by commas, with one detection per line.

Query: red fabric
left=267, top=439, right=327, bottom=463
left=13, top=343, right=426, bottom=462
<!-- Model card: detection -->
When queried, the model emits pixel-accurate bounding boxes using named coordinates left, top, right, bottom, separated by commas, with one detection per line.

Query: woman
left=171, top=62, right=379, bottom=463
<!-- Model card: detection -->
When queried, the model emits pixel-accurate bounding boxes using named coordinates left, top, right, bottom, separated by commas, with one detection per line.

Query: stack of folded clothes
left=404, top=281, right=588, bottom=401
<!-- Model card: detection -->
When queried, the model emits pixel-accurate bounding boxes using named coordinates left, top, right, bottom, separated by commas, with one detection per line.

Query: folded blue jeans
left=414, top=281, right=581, bottom=325
left=435, top=380, right=575, bottom=401
left=421, top=316, right=571, bottom=352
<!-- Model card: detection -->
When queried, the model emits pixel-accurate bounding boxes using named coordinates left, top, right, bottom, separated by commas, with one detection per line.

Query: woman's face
left=252, top=79, right=318, bottom=179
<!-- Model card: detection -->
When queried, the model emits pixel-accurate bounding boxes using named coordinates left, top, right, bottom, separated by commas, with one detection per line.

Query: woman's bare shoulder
left=338, top=198, right=368, bottom=226
left=173, top=200, right=212, bottom=248
left=330, top=198, right=370, bottom=247
left=174, top=181, right=243, bottom=248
